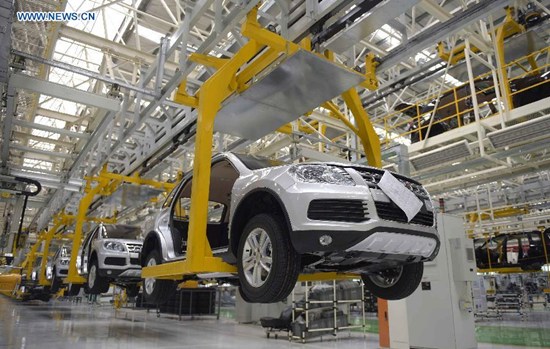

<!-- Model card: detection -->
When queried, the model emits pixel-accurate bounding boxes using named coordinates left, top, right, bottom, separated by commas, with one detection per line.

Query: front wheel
left=361, top=262, right=424, bottom=300
left=142, top=249, right=176, bottom=304
left=87, top=259, right=110, bottom=294
left=237, top=214, right=300, bottom=303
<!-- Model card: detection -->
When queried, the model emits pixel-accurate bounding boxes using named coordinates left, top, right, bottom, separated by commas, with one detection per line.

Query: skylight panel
left=137, top=24, right=165, bottom=44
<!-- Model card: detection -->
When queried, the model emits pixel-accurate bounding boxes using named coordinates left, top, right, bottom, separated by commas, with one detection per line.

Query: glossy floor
left=0, top=296, right=547, bottom=349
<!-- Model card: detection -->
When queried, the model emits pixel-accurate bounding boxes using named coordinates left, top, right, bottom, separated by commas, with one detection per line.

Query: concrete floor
left=0, top=296, right=547, bottom=349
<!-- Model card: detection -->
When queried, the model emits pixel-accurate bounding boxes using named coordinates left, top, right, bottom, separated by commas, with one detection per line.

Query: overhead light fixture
left=487, top=114, right=550, bottom=149
left=410, top=140, right=471, bottom=170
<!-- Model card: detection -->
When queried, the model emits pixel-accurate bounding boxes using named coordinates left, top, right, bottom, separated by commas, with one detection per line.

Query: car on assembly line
left=46, top=244, right=71, bottom=293
left=141, top=153, right=440, bottom=304
left=474, top=229, right=550, bottom=271
left=78, top=224, right=143, bottom=297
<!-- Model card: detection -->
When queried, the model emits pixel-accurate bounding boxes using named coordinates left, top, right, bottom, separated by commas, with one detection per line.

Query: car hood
left=271, top=161, right=422, bottom=185
left=103, top=238, right=143, bottom=245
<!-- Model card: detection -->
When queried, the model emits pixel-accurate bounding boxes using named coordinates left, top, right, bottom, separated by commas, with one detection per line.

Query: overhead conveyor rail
left=141, top=6, right=383, bottom=282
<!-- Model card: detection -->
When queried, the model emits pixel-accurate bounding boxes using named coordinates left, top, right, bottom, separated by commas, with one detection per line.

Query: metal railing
left=378, top=47, right=550, bottom=145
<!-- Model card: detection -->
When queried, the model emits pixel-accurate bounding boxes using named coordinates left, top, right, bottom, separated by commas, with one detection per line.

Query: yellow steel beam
left=477, top=267, right=537, bottom=274
left=496, top=7, right=525, bottom=110
left=189, top=53, right=229, bottom=70
left=322, top=101, right=360, bottom=134
left=298, top=272, right=359, bottom=282
left=65, top=183, right=102, bottom=285
left=360, top=53, right=380, bottom=91
left=466, top=207, right=529, bottom=223
left=174, top=80, right=199, bottom=108
left=341, top=88, right=382, bottom=167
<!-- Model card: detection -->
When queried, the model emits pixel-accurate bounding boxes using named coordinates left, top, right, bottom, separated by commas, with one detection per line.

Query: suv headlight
left=289, top=165, right=355, bottom=186
left=104, top=241, right=125, bottom=252
left=60, top=259, right=69, bottom=266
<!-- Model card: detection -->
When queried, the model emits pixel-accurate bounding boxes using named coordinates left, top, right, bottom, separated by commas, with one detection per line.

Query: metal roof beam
left=10, top=73, right=121, bottom=112
left=12, top=118, right=91, bottom=139
left=378, top=0, right=510, bottom=71
left=12, top=131, right=75, bottom=148
left=11, top=144, right=75, bottom=159
left=36, top=108, right=80, bottom=123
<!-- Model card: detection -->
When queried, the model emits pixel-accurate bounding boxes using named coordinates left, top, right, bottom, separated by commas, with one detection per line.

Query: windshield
left=61, top=246, right=71, bottom=258
left=102, top=225, right=142, bottom=239
left=233, top=153, right=285, bottom=170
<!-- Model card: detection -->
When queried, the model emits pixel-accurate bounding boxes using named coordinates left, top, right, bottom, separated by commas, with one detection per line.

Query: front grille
left=307, top=199, right=369, bottom=223
left=375, top=201, right=434, bottom=226
left=355, top=169, right=429, bottom=198
left=130, top=258, right=140, bottom=265
left=126, top=244, right=142, bottom=253
left=104, top=257, right=126, bottom=266
left=59, top=269, right=68, bottom=275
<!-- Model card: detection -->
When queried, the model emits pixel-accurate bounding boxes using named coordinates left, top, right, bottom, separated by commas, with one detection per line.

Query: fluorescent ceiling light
left=487, top=114, right=550, bottom=149
left=410, top=140, right=471, bottom=170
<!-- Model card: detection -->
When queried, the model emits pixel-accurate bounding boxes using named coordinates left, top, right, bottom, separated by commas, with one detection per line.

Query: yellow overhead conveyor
left=143, top=6, right=382, bottom=281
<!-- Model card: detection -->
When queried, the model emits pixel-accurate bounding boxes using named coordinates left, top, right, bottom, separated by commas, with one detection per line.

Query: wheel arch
left=141, top=232, right=161, bottom=266
left=229, top=188, right=293, bottom=257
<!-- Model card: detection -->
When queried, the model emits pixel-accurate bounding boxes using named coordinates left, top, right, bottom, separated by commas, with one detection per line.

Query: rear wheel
left=142, top=249, right=176, bottom=304
left=237, top=214, right=300, bottom=303
left=361, top=262, right=424, bottom=300
left=50, top=269, right=61, bottom=293
left=87, top=259, right=110, bottom=294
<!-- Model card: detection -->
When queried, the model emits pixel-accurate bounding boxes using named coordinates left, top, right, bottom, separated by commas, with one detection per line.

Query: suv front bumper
left=282, top=182, right=439, bottom=260
left=98, top=252, right=142, bottom=279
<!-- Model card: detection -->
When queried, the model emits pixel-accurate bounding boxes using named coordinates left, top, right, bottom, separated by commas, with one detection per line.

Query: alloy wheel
left=242, top=228, right=273, bottom=288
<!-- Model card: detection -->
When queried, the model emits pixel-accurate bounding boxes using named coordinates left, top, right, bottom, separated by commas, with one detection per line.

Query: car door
left=80, top=226, right=99, bottom=274
left=170, top=158, right=240, bottom=255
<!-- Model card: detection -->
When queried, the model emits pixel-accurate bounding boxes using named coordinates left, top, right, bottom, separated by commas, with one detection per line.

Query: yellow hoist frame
left=142, top=6, right=382, bottom=282
left=64, top=167, right=177, bottom=285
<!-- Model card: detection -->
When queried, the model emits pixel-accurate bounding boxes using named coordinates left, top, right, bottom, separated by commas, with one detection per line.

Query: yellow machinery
left=64, top=166, right=176, bottom=286
left=0, top=273, right=21, bottom=297
left=142, top=6, right=382, bottom=283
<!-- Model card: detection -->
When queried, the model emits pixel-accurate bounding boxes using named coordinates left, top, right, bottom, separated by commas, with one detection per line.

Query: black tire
left=237, top=214, right=300, bottom=303
left=125, top=284, right=140, bottom=298
left=238, top=286, right=252, bottom=303
left=67, top=283, right=82, bottom=296
left=142, top=249, right=176, bottom=305
left=361, top=262, right=424, bottom=300
left=87, top=258, right=110, bottom=294
left=50, top=269, right=61, bottom=293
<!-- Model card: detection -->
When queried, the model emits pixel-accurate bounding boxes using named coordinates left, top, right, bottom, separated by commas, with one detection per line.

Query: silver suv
left=78, top=224, right=143, bottom=296
left=47, top=245, right=71, bottom=292
left=141, top=153, right=439, bottom=303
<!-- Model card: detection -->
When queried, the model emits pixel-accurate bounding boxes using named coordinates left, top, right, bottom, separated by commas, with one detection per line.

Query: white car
left=78, top=224, right=143, bottom=296
left=47, top=245, right=71, bottom=293
left=141, top=153, right=439, bottom=303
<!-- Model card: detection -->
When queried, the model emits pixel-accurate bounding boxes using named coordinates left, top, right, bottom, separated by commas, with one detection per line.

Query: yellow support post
left=174, top=80, right=199, bottom=108
left=341, top=88, right=382, bottom=168
left=360, top=53, right=380, bottom=91
left=189, top=53, right=229, bottom=70
left=37, top=213, right=69, bottom=286
left=495, top=7, right=526, bottom=110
